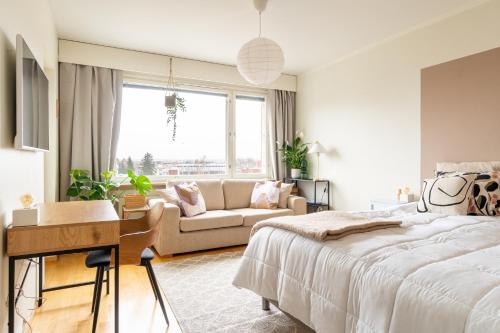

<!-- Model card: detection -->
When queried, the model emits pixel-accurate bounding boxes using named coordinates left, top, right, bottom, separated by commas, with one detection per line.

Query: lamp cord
left=259, top=12, right=262, bottom=37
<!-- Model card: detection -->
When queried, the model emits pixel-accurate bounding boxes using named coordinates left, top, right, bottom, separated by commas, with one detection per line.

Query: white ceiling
left=49, top=0, right=482, bottom=74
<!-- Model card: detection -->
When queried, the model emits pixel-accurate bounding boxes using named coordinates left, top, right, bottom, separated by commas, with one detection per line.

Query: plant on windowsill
left=279, top=137, right=308, bottom=179
left=66, top=169, right=121, bottom=203
left=123, top=170, right=153, bottom=209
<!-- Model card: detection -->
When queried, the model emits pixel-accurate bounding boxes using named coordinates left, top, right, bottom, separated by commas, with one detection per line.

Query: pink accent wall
left=421, top=47, right=500, bottom=180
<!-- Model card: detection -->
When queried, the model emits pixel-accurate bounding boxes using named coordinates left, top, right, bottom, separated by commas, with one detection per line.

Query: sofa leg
left=262, top=297, right=270, bottom=311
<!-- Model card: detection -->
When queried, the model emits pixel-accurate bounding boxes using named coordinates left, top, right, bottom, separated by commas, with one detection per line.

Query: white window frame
left=232, top=91, right=269, bottom=179
left=116, top=73, right=269, bottom=182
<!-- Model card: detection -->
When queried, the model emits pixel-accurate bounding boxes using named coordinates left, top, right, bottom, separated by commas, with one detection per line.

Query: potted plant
left=165, top=93, right=186, bottom=141
left=279, top=137, right=308, bottom=179
left=66, top=169, right=120, bottom=203
left=124, top=170, right=153, bottom=208
left=164, top=57, right=187, bottom=141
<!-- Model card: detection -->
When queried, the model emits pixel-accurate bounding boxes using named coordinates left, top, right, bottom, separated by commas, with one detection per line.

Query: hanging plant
left=165, top=58, right=187, bottom=141
left=165, top=93, right=186, bottom=140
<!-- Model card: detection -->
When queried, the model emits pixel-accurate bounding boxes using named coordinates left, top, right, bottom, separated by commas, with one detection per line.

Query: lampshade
left=309, top=141, right=326, bottom=154
left=237, top=37, right=285, bottom=85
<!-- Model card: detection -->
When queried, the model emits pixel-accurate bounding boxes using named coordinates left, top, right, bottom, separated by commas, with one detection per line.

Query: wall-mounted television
left=15, top=34, right=49, bottom=152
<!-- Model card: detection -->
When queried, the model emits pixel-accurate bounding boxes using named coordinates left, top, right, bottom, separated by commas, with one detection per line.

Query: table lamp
left=308, top=141, right=326, bottom=181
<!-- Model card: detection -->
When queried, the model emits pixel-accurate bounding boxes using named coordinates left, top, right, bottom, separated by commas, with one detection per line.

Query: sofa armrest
left=287, top=195, right=307, bottom=215
left=148, top=198, right=181, bottom=256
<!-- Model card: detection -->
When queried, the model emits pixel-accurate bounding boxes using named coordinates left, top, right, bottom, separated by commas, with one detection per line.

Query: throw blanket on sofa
left=250, top=211, right=402, bottom=241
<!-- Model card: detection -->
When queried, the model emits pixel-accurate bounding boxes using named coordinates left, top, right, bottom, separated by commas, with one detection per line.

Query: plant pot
left=124, top=194, right=146, bottom=209
left=165, top=94, right=176, bottom=108
left=291, top=168, right=301, bottom=179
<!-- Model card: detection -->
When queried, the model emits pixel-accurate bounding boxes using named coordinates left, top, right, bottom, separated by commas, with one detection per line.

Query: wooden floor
left=29, top=246, right=245, bottom=333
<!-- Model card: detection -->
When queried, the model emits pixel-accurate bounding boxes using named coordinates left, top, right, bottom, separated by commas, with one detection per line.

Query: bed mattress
left=233, top=204, right=500, bottom=333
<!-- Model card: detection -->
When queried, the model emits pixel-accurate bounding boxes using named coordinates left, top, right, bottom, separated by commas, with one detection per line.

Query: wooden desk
left=7, top=201, right=120, bottom=333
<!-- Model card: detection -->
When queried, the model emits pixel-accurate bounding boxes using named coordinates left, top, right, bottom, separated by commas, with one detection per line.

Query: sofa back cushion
left=166, top=180, right=224, bottom=211
left=223, top=179, right=264, bottom=209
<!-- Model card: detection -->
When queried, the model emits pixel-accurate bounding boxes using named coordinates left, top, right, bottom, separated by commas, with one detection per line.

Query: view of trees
left=139, top=152, right=157, bottom=175
left=115, top=153, right=156, bottom=175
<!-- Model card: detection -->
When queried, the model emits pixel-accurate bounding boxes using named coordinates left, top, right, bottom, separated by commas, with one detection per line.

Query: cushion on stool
left=85, top=249, right=111, bottom=268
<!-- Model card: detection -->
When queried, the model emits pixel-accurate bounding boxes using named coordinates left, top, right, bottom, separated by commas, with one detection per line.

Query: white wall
left=0, top=0, right=58, bottom=331
left=59, top=40, right=297, bottom=92
left=296, top=0, right=500, bottom=211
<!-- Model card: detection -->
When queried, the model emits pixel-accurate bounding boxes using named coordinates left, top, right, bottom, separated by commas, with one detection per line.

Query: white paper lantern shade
left=237, top=37, right=285, bottom=86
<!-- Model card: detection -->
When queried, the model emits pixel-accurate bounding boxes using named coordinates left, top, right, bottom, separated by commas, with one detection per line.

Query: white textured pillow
left=417, top=174, right=476, bottom=215
left=436, top=161, right=500, bottom=176
left=157, top=187, right=181, bottom=207
left=278, top=183, right=294, bottom=208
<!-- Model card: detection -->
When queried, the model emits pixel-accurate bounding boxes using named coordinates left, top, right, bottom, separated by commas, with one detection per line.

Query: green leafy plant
left=67, top=169, right=121, bottom=203
left=166, top=94, right=186, bottom=141
left=127, top=170, right=153, bottom=195
left=279, top=137, right=308, bottom=169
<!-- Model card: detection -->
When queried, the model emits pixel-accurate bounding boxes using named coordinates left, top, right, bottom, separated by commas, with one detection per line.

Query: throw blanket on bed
left=250, top=211, right=402, bottom=241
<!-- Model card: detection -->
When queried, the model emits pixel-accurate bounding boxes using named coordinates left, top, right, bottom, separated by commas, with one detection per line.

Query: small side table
left=283, top=178, right=330, bottom=213
left=122, top=205, right=149, bottom=219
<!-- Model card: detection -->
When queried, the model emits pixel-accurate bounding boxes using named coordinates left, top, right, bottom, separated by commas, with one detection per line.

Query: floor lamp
left=309, top=141, right=326, bottom=181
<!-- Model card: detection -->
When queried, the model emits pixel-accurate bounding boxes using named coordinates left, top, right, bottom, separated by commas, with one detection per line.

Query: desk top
left=7, top=200, right=120, bottom=257
left=38, top=200, right=119, bottom=228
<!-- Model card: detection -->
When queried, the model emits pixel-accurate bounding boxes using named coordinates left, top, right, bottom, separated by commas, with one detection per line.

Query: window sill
left=113, top=174, right=269, bottom=189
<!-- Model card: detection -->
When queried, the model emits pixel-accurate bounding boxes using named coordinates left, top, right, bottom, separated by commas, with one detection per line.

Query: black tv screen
left=15, top=34, right=49, bottom=152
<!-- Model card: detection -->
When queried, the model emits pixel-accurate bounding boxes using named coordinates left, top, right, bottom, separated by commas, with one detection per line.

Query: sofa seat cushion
left=180, top=210, right=243, bottom=232
left=228, top=208, right=293, bottom=227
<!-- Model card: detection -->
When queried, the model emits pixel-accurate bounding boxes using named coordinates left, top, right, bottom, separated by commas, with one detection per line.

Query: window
left=115, top=82, right=267, bottom=178
left=116, top=84, right=227, bottom=177
left=235, top=95, right=266, bottom=175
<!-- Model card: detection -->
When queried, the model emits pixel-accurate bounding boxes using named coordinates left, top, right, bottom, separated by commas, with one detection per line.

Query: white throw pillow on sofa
left=278, top=183, right=294, bottom=209
left=174, top=182, right=207, bottom=217
left=250, top=181, right=281, bottom=209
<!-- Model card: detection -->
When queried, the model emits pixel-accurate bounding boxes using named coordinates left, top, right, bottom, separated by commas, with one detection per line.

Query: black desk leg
left=38, top=256, right=43, bottom=307
left=8, top=257, right=15, bottom=333
left=114, top=245, right=119, bottom=333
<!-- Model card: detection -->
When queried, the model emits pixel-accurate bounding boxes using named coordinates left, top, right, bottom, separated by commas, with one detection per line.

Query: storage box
left=13, top=206, right=39, bottom=227
left=399, top=194, right=414, bottom=203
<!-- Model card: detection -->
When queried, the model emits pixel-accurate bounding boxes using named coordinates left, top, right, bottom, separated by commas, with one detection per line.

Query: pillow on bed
left=435, top=161, right=500, bottom=177
left=468, top=171, right=500, bottom=216
left=417, top=174, right=476, bottom=215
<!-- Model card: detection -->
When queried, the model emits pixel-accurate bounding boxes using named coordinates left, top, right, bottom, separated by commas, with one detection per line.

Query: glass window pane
left=235, top=96, right=265, bottom=174
left=116, top=84, right=227, bottom=176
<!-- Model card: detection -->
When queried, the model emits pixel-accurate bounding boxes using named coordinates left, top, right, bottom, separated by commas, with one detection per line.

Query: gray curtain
left=267, top=90, right=296, bottom=180
left=59, top=62, right=123, bottom=201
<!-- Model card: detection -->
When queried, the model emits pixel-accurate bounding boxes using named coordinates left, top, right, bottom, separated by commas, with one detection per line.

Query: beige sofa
left=149, top=179, right=307, bottom=256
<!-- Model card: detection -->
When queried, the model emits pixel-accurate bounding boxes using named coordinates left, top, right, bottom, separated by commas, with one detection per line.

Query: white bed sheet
left=233, top=204, right=500, bottom=333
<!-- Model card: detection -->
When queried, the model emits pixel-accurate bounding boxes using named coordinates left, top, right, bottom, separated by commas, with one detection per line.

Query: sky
left=116, top=85, right=264, bottom=162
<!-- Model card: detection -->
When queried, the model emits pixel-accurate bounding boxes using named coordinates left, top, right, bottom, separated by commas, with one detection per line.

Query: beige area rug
left=152, top=251, right=314, bottom=333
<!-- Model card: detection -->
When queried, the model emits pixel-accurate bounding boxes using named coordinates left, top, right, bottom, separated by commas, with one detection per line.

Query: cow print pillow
left=468, top=172, right=500, bottom=216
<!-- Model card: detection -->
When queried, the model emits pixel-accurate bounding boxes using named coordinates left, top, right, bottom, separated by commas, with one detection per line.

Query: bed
left=233, top=203, right=500, bottom=333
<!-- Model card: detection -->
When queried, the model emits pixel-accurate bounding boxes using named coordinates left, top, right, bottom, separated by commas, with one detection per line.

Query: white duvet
left=233, top=203, right=500, bottom=333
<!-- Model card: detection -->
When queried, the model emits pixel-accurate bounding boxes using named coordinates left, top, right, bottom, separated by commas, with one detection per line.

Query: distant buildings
left=117, top=158, right=262, bottom=176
